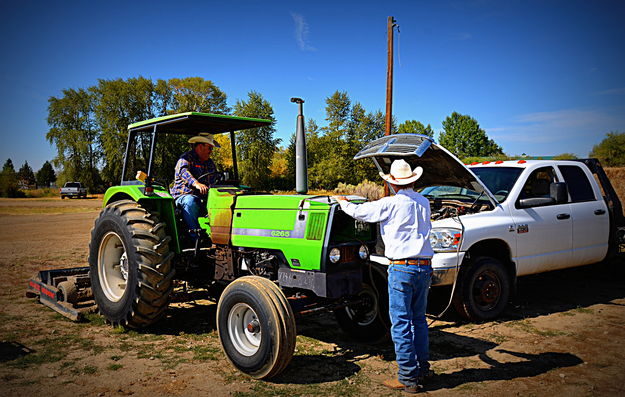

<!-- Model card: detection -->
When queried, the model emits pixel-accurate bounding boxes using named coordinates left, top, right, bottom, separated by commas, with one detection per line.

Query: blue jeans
left=387, top=263, right=432, bottom=387
left=175, top=194, right=206, bottom=240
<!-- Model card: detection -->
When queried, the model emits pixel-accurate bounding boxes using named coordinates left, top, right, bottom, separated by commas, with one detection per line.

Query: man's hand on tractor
left=193, top=181, right=209, bottom=195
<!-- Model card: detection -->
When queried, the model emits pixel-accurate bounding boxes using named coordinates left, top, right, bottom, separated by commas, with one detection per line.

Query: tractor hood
left=354, top=134, right=498, bottom=206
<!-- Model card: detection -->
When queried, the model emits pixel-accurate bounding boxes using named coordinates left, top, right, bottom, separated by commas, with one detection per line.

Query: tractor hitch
left=26, top=267, right=96, bottom=321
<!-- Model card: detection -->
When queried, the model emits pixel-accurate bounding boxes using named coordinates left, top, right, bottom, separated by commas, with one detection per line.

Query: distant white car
left=60, top=182, right=87, bottom=199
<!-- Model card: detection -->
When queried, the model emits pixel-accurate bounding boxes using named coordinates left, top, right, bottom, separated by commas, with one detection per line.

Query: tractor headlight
left=430, top=228, right=462, bottom=252
left=329, top=248, right=341, bottom=263
left=358, top=245, right=369, bottom=260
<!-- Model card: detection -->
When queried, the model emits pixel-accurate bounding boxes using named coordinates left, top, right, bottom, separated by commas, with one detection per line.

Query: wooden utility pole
left=385, top=16, right=396, bottom=136
left=384, top=16, right=396, bottom=196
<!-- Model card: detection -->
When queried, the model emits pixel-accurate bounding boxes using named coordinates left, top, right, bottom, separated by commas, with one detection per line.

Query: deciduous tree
left=590, top=131, right=625, bottom=166
left=233, top=91, right=280, bottom=189
left=439, top=112, right=503, bottom=158
left=397, top=120, right=434, bottom=137
left=47, top=87, right=101, bottom=191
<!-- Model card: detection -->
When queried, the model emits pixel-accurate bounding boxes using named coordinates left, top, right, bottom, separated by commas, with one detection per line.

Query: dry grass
left=334, top=180, right=384, bottom=200
left=604, top=167, right=625, bottom=216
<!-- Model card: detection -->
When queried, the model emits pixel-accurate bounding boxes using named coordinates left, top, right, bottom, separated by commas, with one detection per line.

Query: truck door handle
left=594, top=209, right=606, bottom=215
left=556, top=213, right=570, bottom=220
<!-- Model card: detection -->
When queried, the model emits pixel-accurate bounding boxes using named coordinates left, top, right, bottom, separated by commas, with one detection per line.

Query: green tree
left=397, top=120, right=434, bottom=137
left=233, top=91, right=280, bottom=189
left=169, top=77, right=229, bottom=114
left=590, top=131, right=625, bottom=166
left=36, top=161, right=57, bottom=188
left=17, top=161, right=36, bottom=186
left=47, top=87, right=102, bottom=191
left=0, top=158, right=21, bottom=197
left=439, top=112, right=503, bottom=158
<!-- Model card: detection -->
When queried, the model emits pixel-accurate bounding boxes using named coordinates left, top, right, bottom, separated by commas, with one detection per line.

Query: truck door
left=510, top=166, right=572, bottom=275
left=557, top=164, right=610, bottom=266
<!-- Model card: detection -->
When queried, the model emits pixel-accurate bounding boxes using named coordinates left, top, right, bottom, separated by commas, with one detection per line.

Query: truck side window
left=519, top=167, right=557, bottom=201
left=558, top=165, right=596, bottom=202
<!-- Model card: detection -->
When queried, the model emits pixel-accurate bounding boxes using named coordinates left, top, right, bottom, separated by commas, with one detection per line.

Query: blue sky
left=1, top=0, right=624, bottom=171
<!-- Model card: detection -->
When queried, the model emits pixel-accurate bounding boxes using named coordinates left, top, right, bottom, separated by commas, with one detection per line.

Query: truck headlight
left=358, top=245, right=369, bottom=260
left=430, top=228, right=462, bottom=252
left=329, top=248, right=341, bottom=263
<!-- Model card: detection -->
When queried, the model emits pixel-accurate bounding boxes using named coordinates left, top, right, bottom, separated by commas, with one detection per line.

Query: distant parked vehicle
left=60, top=182, right=87, bottom=199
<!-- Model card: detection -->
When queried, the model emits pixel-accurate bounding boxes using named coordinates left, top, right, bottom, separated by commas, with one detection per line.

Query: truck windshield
left=418, top=185, right=482, bottom=201
left=470, top=167, right=523, bottom=203
left=65, top=182, right=80, bottom=188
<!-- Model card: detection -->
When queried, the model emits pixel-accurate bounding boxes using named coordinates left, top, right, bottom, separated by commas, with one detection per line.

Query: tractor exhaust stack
left=291, top=97, right=308, bottom=194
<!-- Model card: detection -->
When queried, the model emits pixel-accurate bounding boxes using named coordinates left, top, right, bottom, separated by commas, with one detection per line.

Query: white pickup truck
left=355, top=134, right=625, bottom=321
left=60, top=182, right=87, bottom=199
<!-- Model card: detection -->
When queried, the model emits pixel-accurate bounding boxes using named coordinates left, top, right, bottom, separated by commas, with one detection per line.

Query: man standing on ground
left=171, top=133, right=220, bottom=240
left=334, top=159, right=434, bottom=394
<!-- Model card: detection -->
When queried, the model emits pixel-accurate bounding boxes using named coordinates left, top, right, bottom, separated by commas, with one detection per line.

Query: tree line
left=4, top=75, right=622, bottom=197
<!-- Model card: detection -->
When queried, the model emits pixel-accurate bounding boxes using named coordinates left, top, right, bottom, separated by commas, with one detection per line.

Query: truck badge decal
left=517, top=224, right=529, bottom=234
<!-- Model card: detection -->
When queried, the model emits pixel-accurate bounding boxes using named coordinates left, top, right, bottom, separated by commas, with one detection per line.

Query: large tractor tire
left=217, top=276, right=296, bottom=379
left=453, top=256, right=510, bottom=321
left=88, top=200, right=174, bottom=328
left=334, top=263, right=390, bottom=343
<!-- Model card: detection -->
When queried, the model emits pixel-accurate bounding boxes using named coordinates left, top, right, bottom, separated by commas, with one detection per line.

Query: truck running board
left=26, top=267, right=96, bottom=321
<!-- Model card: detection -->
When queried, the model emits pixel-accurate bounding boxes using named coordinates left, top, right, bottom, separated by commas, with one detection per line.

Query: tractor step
left=26, top=267, right=96, bottom=321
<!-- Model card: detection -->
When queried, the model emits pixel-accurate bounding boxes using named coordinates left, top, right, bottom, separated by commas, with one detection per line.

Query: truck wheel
left=88, top=200, right=174, bottom=328
left=217, top=276, right=295, bottom=379
left=453, top=256, right=510, bottom=321
left=335, top=263, right=390, bottom=343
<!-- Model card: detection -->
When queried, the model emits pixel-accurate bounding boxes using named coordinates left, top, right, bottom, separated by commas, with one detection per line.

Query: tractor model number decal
left=271, top=230, right=291, bottom=237
left=232, top=227, right=304, bottom=239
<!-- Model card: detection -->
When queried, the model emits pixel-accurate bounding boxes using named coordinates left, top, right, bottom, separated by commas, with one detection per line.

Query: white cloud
left=485, top=108, right=625, bottom=156
left=450, top=32, right=473, bottom=41
left=594, top=87, right=625, bottom=96
left=291, top=12, right=316, bottom=52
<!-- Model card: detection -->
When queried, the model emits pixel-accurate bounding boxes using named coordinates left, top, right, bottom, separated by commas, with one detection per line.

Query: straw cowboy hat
left=188, top=132, right=221, bottom=147
left=379, top=159, right=423, bottom=185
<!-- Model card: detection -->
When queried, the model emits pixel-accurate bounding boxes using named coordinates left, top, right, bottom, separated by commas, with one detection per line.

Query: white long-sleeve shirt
left=338, top=189, right=434, bottom=260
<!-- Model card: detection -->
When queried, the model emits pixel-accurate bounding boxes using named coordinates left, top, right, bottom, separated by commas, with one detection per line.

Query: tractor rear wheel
left=217, top=276, right=295, bottom=379
left=88, top=200, right=174, bottom=328
left=334, top=263, right=390, bottom=343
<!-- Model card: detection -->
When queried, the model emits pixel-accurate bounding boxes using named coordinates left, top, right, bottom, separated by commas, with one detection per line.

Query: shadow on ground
left=424, top=349, right=583, bottom=392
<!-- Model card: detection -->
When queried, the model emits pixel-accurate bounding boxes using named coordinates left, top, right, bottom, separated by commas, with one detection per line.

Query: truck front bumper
left=369, top=252, right=464, bottom=287
left=431, top=251, right=465, bottom=286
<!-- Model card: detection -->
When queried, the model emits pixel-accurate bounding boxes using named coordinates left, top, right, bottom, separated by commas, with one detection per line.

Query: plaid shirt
left=170, top=150, right=217, bottom=199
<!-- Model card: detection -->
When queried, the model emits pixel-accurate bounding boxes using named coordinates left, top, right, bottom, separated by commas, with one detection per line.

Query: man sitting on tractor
left=171, top=133, right=220, bottom=240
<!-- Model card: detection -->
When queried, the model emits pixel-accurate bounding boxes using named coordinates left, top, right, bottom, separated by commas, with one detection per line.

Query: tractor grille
left=305, top=212, right=325, bottom=240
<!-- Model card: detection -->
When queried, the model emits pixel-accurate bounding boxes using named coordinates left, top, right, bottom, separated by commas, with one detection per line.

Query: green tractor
left=87, top=111, right=387, bottom=378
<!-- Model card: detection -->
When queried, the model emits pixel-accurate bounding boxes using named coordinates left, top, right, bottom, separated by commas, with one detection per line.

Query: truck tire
left=453, top=256, right=510, bottom=321
left=217, top=276, right=295, bottom=379
left=88, top=200, right=174, bottom=328
left=334, top=263, right=390, bottom=343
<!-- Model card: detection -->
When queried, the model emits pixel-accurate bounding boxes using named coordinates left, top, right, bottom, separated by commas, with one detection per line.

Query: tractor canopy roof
left=128, top=112, right=272, bottom=135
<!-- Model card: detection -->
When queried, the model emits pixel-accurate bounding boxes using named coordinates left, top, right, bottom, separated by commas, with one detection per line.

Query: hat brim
left=379, top=166, right=423, bottom=185
left=188, top=135, right=220, bottom=147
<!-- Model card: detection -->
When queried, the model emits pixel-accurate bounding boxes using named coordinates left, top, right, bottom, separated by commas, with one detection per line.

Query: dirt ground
left=0, top=197, right=624, bottom=397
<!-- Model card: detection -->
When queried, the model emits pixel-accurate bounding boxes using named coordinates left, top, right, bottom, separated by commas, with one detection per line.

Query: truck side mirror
left=550, top=182, right=568, bottom=204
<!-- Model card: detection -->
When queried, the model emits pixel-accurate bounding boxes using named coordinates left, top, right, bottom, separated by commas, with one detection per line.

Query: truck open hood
left=354, top=134, right=498, bottom=206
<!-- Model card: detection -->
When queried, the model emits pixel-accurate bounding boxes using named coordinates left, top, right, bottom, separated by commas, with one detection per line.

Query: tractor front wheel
left=88, top=200, right=174, bottom=328
left=217, top=276, right=296, bottom=379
